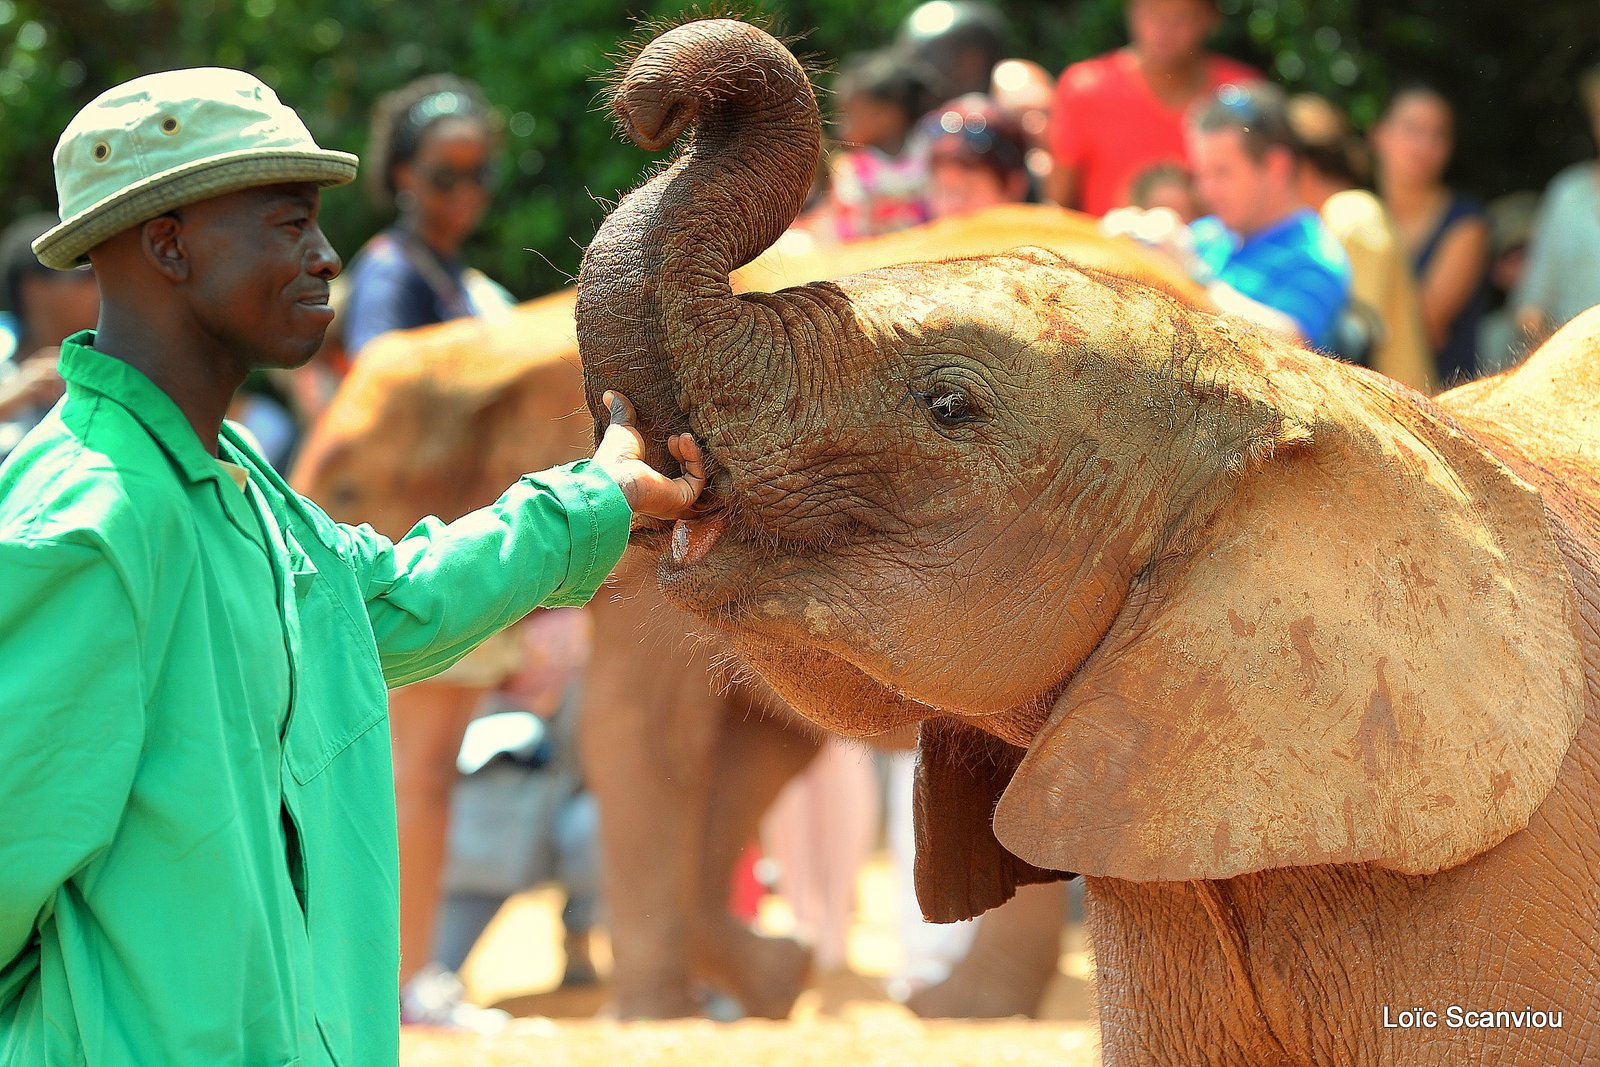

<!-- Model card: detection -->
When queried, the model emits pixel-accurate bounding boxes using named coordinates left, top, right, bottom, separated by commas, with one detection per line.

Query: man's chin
left=260, top=335, right=330, bottom=372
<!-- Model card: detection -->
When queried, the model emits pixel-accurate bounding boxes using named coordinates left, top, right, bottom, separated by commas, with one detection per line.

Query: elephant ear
left=914, top=718, right=1073, bottom=922
left=993, top=372, right=1586, bottom=882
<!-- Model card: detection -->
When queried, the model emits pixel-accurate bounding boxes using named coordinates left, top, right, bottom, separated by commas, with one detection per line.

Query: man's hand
left=1099, top=207, right=1212, bottom=283
left=593, top=390, right=707, bottom=521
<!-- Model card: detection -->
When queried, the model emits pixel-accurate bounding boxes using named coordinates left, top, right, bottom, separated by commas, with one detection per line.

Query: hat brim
left=33, top=146, right=358, bottom=270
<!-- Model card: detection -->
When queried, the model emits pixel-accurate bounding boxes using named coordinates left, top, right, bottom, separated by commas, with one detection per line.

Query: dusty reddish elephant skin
left=575, top=18, right=1600, bottom=1064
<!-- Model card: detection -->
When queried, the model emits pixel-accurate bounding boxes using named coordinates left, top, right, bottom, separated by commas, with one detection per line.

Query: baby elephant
left=577, top=18, right=1600, bottom=1066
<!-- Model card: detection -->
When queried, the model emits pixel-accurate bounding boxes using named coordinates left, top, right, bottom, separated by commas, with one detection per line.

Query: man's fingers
left=603, top=390, right=636, bottom=428
left=667, top=434, right=707, bottom=509
left=669, top=433, right=706, bottom=481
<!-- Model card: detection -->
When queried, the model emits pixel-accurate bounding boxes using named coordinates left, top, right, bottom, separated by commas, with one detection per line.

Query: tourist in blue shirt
left=1184, top=82, right=1351, bottom=350
left=1101, top=82, right=1351, bottom=351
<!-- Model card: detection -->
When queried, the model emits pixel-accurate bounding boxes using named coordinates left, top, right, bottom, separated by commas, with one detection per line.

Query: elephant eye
left=912, top=387, right=980, bottom=427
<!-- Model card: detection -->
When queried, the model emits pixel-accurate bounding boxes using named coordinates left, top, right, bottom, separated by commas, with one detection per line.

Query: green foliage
left=1, top=0, right=1595, bottom=298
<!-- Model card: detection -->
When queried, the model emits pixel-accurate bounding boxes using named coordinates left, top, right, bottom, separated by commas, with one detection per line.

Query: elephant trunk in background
left=576, top=19, right=818, bottom=495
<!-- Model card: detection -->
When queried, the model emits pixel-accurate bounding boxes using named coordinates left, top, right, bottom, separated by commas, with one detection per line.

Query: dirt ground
left=403, top=853, right=1101, bottom=1066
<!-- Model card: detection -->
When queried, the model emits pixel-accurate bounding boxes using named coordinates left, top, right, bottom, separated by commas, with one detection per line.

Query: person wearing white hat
left=0, top=68, right=704, bottom=1066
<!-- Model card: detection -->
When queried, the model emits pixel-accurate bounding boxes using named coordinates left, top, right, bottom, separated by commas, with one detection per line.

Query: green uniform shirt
left=0, top=333, right=631, bottom=1065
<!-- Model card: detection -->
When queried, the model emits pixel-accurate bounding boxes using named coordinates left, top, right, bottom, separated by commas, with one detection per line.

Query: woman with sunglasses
left=340, top=74, right=558, bottom=1031
left=341, top=74, right=511, bottom=361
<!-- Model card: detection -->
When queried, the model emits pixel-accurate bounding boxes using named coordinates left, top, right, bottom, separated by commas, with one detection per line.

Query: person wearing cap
left=1045, top=0, right=1257, bottom=216
left=0, top=68, right=704, bottom=1066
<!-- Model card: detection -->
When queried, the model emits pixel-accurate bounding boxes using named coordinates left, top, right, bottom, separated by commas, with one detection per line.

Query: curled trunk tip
left=577, top=17, right=820, bottom=473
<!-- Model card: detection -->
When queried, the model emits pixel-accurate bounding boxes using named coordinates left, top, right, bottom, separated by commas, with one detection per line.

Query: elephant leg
left=580, top=582, right=723, bottom=1018
left=690, top=702, right=823, bottom=1018
left=906, top=881, right=1065, bottom=1019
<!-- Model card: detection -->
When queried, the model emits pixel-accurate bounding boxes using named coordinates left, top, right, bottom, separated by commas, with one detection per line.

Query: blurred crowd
left=8, top=0, right=1599, bottom=470
left=3, top=0, right=1598, bottom=1030
left=794, top=0, right=1599, bottom=396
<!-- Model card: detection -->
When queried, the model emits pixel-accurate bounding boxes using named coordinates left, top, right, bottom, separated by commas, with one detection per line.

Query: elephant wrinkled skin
left=576, top=18, right=1600, bottom=1064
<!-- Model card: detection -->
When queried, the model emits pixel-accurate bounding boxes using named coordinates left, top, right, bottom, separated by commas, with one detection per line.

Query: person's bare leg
left=391, top=680, right=486, bottom=986
left=762, top=736, right=881, bottom=974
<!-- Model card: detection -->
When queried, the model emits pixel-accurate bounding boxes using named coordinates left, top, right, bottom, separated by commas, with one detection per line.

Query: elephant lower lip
left=670, top=513, right=726, bottom=567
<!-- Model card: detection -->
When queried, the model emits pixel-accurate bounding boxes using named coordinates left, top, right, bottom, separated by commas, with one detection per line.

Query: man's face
left=1127, top=0, right=1219, bottom=68
left=173, top=182, right=340, bottom=371
left=1189, top=127, right=1275, bottom=234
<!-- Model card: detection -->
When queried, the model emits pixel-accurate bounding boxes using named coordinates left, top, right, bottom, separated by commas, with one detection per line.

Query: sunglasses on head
left=1214, top=83, right=1266, bottom=124
left=929, top=109, right=1025, bottom=171
left=418, top=162, right=498, bottom=193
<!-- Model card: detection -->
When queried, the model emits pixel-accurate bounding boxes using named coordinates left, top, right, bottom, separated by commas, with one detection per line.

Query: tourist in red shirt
left=1046, top=0, right=1258, bottom=216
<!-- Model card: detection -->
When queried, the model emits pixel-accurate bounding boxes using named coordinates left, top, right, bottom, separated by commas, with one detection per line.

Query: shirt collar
left=1239, top=208, right=1316, bottom=249
left=57, top=330, right=227, bottom=488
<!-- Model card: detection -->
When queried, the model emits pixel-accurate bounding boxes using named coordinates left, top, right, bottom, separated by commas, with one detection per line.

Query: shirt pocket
left=281, top=533, right=390, bottom=785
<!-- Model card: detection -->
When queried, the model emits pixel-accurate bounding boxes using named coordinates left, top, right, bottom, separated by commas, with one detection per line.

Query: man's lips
left=293, top=289, right=333, bottom=315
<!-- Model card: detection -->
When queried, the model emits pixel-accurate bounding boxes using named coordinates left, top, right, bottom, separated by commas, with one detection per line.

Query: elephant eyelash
left=909, top=386, right=981, bottom=426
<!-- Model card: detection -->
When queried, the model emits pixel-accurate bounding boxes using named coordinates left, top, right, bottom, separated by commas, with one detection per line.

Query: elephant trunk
left=576, top=19, right=819, bottom=480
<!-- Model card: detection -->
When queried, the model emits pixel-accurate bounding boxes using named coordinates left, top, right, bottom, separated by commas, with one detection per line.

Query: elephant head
left=577, top=20, right=1586, bottom=921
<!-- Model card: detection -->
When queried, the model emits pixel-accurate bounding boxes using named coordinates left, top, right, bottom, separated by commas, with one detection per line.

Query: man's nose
left=307, top=226, right=342, bottom=279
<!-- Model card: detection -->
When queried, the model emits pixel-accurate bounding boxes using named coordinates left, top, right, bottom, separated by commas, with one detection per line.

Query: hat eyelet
left=92, top=142, right=111, bottom=162
left=161, top=116, right=179, bottom=134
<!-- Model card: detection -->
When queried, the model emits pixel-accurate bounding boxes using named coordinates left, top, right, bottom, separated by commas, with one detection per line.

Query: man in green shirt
left=0, top=69, right=705, bottom=1065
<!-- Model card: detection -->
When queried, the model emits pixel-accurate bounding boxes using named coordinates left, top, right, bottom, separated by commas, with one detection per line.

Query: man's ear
left=141, top=214, right=189, bottom=282
left=1265, top=144, right=1297, bottom=186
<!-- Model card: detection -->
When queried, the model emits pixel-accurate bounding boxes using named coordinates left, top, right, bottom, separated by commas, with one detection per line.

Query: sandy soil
left=402, top=1016, right=1100, bottom=1067
left=403, top=854, right=1102, bottom=1066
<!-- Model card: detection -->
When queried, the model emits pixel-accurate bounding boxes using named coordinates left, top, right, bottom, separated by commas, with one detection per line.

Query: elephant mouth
left=669, top=512, right=727, bottom=568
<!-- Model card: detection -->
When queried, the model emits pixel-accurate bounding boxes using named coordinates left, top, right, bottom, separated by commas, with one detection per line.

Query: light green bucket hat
left=33, top=67, right=358, bottom=270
